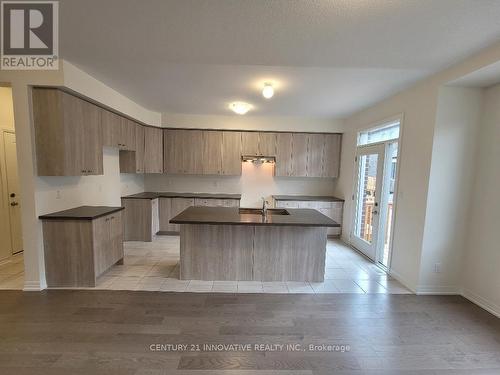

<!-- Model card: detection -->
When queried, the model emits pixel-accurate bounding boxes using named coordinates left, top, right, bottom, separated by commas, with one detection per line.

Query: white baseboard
left=416, top=285, right=459, bottom=295
left=388, top=269, right=417, bottom=293
left=462, top=288, right=500, bottom=318
left=23, top=280, right=47, bottom=291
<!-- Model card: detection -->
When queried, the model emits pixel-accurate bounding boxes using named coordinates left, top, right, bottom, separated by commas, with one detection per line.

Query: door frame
left=349, top=114, right=404, bottom=272
left=0, top=128, right=15, bottom=260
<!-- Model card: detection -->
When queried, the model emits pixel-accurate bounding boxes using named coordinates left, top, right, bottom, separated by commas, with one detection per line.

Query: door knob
left=10, top=202, right=18, bottom=206
left=373, top=210, right=378, bottom=215
left=10, top=193, right=16, bottom=198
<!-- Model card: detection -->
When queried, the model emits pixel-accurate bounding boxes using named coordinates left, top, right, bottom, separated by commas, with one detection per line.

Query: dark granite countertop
left=273, top=195, right=345, bottom=202
left=39, top=206, right=124, bottom=220
left=170, top=206, right=340, bottom=227
left=122, top=192, right=242, bottom=200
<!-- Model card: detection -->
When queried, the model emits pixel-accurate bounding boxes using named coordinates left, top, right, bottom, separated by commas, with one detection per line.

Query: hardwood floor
left=0, top=290, right=499, bottom=374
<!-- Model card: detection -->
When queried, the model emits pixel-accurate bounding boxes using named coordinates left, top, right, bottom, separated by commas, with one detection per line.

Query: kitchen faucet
left=261, top=196, right=268, bottom=217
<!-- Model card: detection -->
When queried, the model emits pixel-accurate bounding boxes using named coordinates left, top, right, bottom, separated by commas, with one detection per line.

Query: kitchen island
left=170, top=206, right=339, bottom=282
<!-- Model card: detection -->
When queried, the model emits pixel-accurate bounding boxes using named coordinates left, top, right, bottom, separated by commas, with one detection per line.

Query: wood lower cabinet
left=144, top=126, right=164, bottom=173
left=121, top=198, right=159, bottom=241
left=159, top=197, right=195, bottom=233
left=32, top=88, right=103, bottom=176
left=42, top=211, right=124, bottom=287
left=275, top=199, right=343, bottom=236
left=158, top=197, right=240, bottom=235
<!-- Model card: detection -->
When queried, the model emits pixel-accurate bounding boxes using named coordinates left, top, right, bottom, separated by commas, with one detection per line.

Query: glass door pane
left=352, top=144, right=384, bottom=260
left=353, top=154, right=378, bottom=243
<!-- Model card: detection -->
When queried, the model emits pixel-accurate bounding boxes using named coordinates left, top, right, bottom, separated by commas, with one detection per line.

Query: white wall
left=0, top=61, right=158, bottom=289
left=461, top=84, right=500, bottom=316
left=0, top=87, right=15, bottom=262
left=145, top=163, right=336, bottom=207
left=418, top=87, right=483, bottom=294
left=334, top=41, right=500, bottom=292
left=162, top=112, right=343, bottom=132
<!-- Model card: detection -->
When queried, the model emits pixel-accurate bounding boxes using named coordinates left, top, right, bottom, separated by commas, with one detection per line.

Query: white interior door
left=4, top=132, right=23, bottom=255
left=351, top=144, right=385, bottom=260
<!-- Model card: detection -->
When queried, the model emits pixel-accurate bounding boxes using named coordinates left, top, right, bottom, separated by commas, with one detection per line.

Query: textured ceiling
left=59, top=0, right=500, bottom=118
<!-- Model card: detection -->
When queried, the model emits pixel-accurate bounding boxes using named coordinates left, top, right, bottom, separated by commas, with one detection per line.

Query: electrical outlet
left=434, top=263, right=442, bottom=273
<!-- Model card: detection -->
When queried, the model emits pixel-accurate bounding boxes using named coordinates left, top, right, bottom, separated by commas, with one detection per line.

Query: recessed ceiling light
left=229, top=101, right=252, bottom=115
left=262, top=83, right=274, bottom=99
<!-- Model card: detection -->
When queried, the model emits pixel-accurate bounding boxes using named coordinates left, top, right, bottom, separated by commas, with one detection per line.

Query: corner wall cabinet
left=32, top=88, right=103, bottom=176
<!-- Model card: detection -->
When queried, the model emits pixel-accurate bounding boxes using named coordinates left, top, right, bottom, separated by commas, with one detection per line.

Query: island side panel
left=253, top=226, right=327, bottom=282
left=180, top=224, right=254, bottom=280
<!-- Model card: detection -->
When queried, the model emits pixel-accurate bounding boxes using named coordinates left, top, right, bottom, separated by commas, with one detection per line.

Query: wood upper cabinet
left=32, top=88, right=103, bottom=176
left=164, top=129, right=203, bottom=174
left=322, top=134, right=341, bottom=178
left=221, top=131, right=242, bottom=175
left=202, top=130, right=222, bottom=175
left=102, top=109, right=135, bottom=150
left=241, top=132, right=260, bottom=155
left=241, top=132, right=276, bottom=156
left=259, top=132, right=277, bottom=156
left=144, top=126, right=163, bottom=173
left=119, top=123, right=144, bottom=173
left=306, top=134, right=325, bottom=177
left=275, top=133, right=293, bottom=177
left=101, top=109, right=122, bottom=148
left=120, top=118, right=136, bottom=151
left=290, top=133, right=308, bottom=177
left=135, top=124, right=145, bottom=173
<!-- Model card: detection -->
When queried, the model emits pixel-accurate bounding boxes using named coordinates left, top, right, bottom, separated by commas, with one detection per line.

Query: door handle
left=10, top=202, right=18, bottom=206
left=373, top=210, right=378, bottom=215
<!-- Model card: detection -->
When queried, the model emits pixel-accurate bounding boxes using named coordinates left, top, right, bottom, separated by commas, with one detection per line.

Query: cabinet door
left=101, top=109, right=121, bottom=148
left=164, top=129, right=182, bottom=174
left=202, top=130, right=222, bottom=175
left=144, top=126, right=163, bottom=173
left=224, top=199, right=240, bottom=207
left=159, top=198, right=175, bottom=232
left=275, top=133, right=293, bottom=177
left=120, top=118, right=136, bottom=151
left=291, top=134, right=308, bottom=177
left=164, top=129, right=203, bottom=174
left=81, top=100, right=103, bottom=175
left=306, top=134, right=324, bottom=177
left=221, top=131, right=242, bottom=175
left=322, top=134, right=341, bottom=178
left=109, top=212, right=124, bottom=262
left=241, top=132, right=259, bottom=155
left=259, top=133, right=277, bottom=156
left=135, top=124, right=145, bottom=173
left=318, top=208, right=341, bottom=236
left=60, top=91, right=86, bottom=175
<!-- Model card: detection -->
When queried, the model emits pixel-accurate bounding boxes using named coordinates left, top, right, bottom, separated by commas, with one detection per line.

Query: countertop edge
left=39, top=206, right=125, bottom=221
left=272, top=195, right=345, bottom=202
left=169, top=220, right=340, bottom=227
left=121, top=192, right=242, bottom=200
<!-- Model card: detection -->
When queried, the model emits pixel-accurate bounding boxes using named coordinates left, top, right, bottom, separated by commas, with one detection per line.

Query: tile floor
left=98, top=236, right=411, bottom=294
left=0, top=236, right=412, bottom=294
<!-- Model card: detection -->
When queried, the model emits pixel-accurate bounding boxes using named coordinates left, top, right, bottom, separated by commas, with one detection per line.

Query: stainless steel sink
left=238, top=208, right=290, bottom=215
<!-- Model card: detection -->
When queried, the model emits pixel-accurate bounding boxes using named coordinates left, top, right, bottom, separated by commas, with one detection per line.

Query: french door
left=351, top=144, right=385, bottom=260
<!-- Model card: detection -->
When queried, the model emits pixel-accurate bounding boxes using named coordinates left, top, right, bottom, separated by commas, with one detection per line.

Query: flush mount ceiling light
left=262, top=83, right=274, bottom=99
left=229, top=101, right=252, bottom=115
